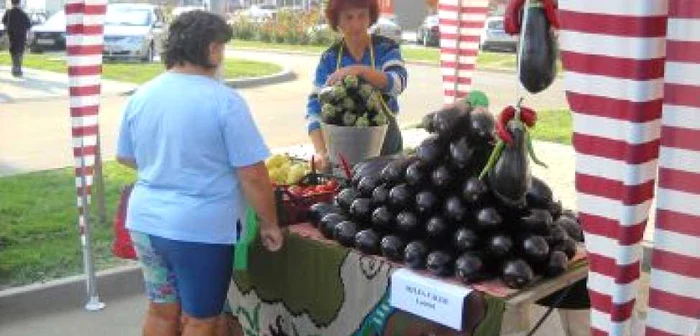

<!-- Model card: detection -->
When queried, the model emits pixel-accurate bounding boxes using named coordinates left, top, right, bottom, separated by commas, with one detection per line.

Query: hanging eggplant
left=518, top=1, right=558, bottom=94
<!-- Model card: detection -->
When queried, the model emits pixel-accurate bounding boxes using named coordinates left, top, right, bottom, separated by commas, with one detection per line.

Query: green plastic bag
left=234, top=208, right=259, bottom=270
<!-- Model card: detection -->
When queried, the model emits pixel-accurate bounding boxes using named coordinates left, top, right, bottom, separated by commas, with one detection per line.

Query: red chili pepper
left=504, top=0, right=526, bottom=35
left=542, top=0, right=560, bottom=29
left=520, top=106, right=538, bottom=128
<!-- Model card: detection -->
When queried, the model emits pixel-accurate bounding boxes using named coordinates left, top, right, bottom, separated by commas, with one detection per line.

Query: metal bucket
left=321, top=123, right=388, bottom=168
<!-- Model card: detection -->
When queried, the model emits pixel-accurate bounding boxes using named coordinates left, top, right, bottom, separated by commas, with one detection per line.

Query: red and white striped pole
left=438, top=0, right=488, bottom=104
left=65, top=0, right=107, bottom=311
left=559, top=0, right=700, bottom=334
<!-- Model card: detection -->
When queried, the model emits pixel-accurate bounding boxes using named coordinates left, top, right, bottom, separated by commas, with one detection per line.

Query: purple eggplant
left=405, top=160, right=429, bottom=187
left=371, top=206, right=394, bottom=232
left=468, top=110, right=495, bottom=144
left=357, top=176, right=381, bottom=197
left=431, top=165, right=455, bottom=190
left=544, top=251, right=569, bottom=277
left=396, top=211, right=420, bottom=234
left=526, top=176, right=553, bottom=209
left=444, top=195, right=467, bottom=223
left=319, top=213, right=346, bottom=239
left=427, top=250, right=454, bottom=277
left=476, top=207, right=503, bottom=231
left=454, top=228, right=480, bottom=252
left=462, top=177, right=489, bottom=204
left=425, top=216, right=450, bottom=242
left=388, top=183, right=414, bottom=211
left=487, top=121, right=531, bottom=208
left=380, top=235, right=406, bottom=262
left=355, top=229, right=381, bottom=255
left=519, top=6, right=557, bottom=93
left=520, top=209, right=553, bottom=233
left=415, top=190, right=439, bottom=216
left=371, top=184, right=390, bottom=205
left=556, top=216, right=584, bottom=242
left=416, top=136, right=444, bottom=167
left=334, top=221, right=359, bottom=247
left=502, top=258, right=535, bottom=289
left=404, top=240, right=429, bottom=269
left=455, top=252, right=487, bottom=284
left=449, top=136, right=476, bottom=169
left=521, top=235, right=550, bottom=263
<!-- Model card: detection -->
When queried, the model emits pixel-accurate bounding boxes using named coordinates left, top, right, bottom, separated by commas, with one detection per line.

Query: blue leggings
left=130, top=231, right=233, bottom=319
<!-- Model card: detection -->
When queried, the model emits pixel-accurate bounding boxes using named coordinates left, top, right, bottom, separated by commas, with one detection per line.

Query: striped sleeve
left=378, top=43, right=408, bottom=97
left=306, top=52, right=334, bottom=133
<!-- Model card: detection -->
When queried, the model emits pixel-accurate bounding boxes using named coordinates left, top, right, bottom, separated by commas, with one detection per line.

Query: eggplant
left=335, top=188, right=360, bottom=212
left=456, top=252, right=486, bottom=284
left=380, top=235, right=406, bottom=262
left=521, top=235, right=550, bottom=263
left=526, top=176, right=553, bottom=209
left=415, top=190, right=439, bottom=216
left=421, top=112, right=436, bottom=133
left=553, top=238, right=577, bottom=259
left=433, top=105, right=468, bottom=139
left=371, top=184, right=390, bottom=206
left=488, top=121, right=531, bottom=208
left=355, top=229, right=381, bottom=255
left=396, top=211, right=420, bottom=234
left=416, top=136, right=444, bottom=167
left=444, top=195, right=467, bottom=223
left=353, top=155, right=401, bottom=186
left=371, top=206, right=394, bottom=232
left=388, top=184, right=414, bottom=211
left=308, top=202, right=339, bottom=228
left=357, top=176, right=381, bottom=198
left=426, top=250, right=454, bottom=277
left=556, top=216, right=584, bottom=242
left=431, top=165, right=455, bottom=190
left=449, top=137, right=476, bottom=169
left=546, top=223, right=569, bottom=246
left=518, top=5, right=558, bottom=94
left=462, top=177, right=489, bottom=204
left=404, top=240, right=429, bottom=269
left=519, top=209, right=553, bottom=233
left=454, top=228, right=480, bottom=252
left=548, top=199, right=563, bottom=220
left=380, top=157, right=414, bottom=185
left=425, top=216, right=450, bottom=242
left=405, top=160, right=429, bottom=187
left=502, top=259, right=535, bottom=289
left=467, top=110, right=495, bottom=144
left=476, top=207, right=503, bottom=231
left=487, top=234, right=513, bottom=259
left=334, top=220, right=359, bottom=247
left=319, top=213, right=347, bottom=239
left=349, top=198, right=373, bottom=223
left=544, top=251, right=569, bottom=277
left=561, top=209, right=578, bottom=220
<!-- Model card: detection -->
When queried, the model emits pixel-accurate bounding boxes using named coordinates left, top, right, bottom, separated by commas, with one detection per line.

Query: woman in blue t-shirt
left=306, top=0, right=408, bottom=169
left=116, top=11, right=283, bottom=336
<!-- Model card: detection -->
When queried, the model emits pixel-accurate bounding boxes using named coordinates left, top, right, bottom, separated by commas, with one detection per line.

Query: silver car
left=369, top=15, right=402, bottom=44
left=479, top=16, right=518, bottom=52
left=103, top=3, right=166, bottom=62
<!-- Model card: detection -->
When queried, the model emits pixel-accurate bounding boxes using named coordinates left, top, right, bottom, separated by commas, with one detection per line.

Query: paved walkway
left=0, top=66, right=136, bottom=104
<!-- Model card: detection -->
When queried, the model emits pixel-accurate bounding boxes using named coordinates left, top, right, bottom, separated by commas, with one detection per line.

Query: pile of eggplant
left=307, top=105, right=583, bottom=289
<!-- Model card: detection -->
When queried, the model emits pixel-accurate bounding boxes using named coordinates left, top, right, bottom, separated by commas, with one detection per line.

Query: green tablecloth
left=228, top=223, right=588, bottom=335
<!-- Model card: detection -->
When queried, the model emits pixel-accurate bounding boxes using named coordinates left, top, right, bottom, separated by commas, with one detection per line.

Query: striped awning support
left=65, top=0, right=107, bottom=308
left=438, top=0, right=488, bottom=104
left=559, top=0, right=700, bottom=334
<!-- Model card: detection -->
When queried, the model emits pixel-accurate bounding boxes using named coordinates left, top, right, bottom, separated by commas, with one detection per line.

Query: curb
left=0, top=264, right=144, bottom=325
left=120, top=66, right=297, bottom=97
left=226, top=66, right=297, bottom=89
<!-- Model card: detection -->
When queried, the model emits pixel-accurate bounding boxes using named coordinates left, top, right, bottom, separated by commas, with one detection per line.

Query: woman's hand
left=326, top=65, right=367, bottom=86
left=260, top=224, right=284, bottom=252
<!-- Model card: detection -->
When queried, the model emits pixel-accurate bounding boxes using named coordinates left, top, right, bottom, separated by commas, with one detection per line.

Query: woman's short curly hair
left=325, top=0, right=379, bottom=32
left=163, top=11, right=233, bottom=69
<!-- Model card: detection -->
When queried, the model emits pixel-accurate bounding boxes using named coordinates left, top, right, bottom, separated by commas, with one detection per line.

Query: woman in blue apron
left=306, top=0, right=408, bottom=169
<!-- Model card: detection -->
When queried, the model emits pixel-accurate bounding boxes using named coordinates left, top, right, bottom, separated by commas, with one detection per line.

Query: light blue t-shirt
left=116, top=72, right=270, bottom=245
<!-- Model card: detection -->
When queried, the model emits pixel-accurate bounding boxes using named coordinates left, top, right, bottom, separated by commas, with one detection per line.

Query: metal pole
left=93, top=134, right=107, bottom=224
left=79, top=155, right=105, bottom=311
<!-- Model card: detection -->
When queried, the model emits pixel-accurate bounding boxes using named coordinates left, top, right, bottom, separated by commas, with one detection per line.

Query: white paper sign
left=390, top=268, right=473, bottom=330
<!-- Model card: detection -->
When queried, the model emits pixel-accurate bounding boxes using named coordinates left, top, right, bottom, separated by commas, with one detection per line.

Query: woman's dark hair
left=325, top=0, right=379, bottom=32
left=163, top=10, right=233, bottom=69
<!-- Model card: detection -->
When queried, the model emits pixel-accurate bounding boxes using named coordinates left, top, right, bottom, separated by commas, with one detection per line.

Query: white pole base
left=85, top=296, right=106, bottom=311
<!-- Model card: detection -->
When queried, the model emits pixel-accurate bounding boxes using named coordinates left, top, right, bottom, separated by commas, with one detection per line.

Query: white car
left=369, top=15, right=402, bottom=44
left=479, top=16, right=518, bottom=52
left=103, top=3, right=167, bottom=62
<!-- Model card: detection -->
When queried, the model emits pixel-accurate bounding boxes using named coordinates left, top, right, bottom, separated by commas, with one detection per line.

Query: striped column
left=559, top=1, right=668, bottom=335
left=438, top=0, right=488, bottom=104
left=646, top=1, right=700, bottom=335
left=65, top=0, right=107, bottom=309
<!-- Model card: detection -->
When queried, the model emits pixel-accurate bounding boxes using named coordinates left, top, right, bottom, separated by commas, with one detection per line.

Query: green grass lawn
left=529, top=109, right=572, bottom=145
left=0, top=162, right=136, bottom=289
left=0, top=109, right=572, bottom=289
left=0, top=53, right=282, bottom=84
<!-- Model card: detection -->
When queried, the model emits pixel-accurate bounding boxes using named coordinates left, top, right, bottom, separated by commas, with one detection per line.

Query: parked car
left=103, top=3, right=166, bottom=62
left=28, top=10, right=66, bottom=53
left=416, top=14, right=439, bottom=47
left=479, top=16, right=518, bottom=52
left=369, top=15, right=402, bottom=44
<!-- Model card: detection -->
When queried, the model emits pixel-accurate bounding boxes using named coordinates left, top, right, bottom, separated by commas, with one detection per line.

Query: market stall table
left=228, top=223, right=588, bottom=336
